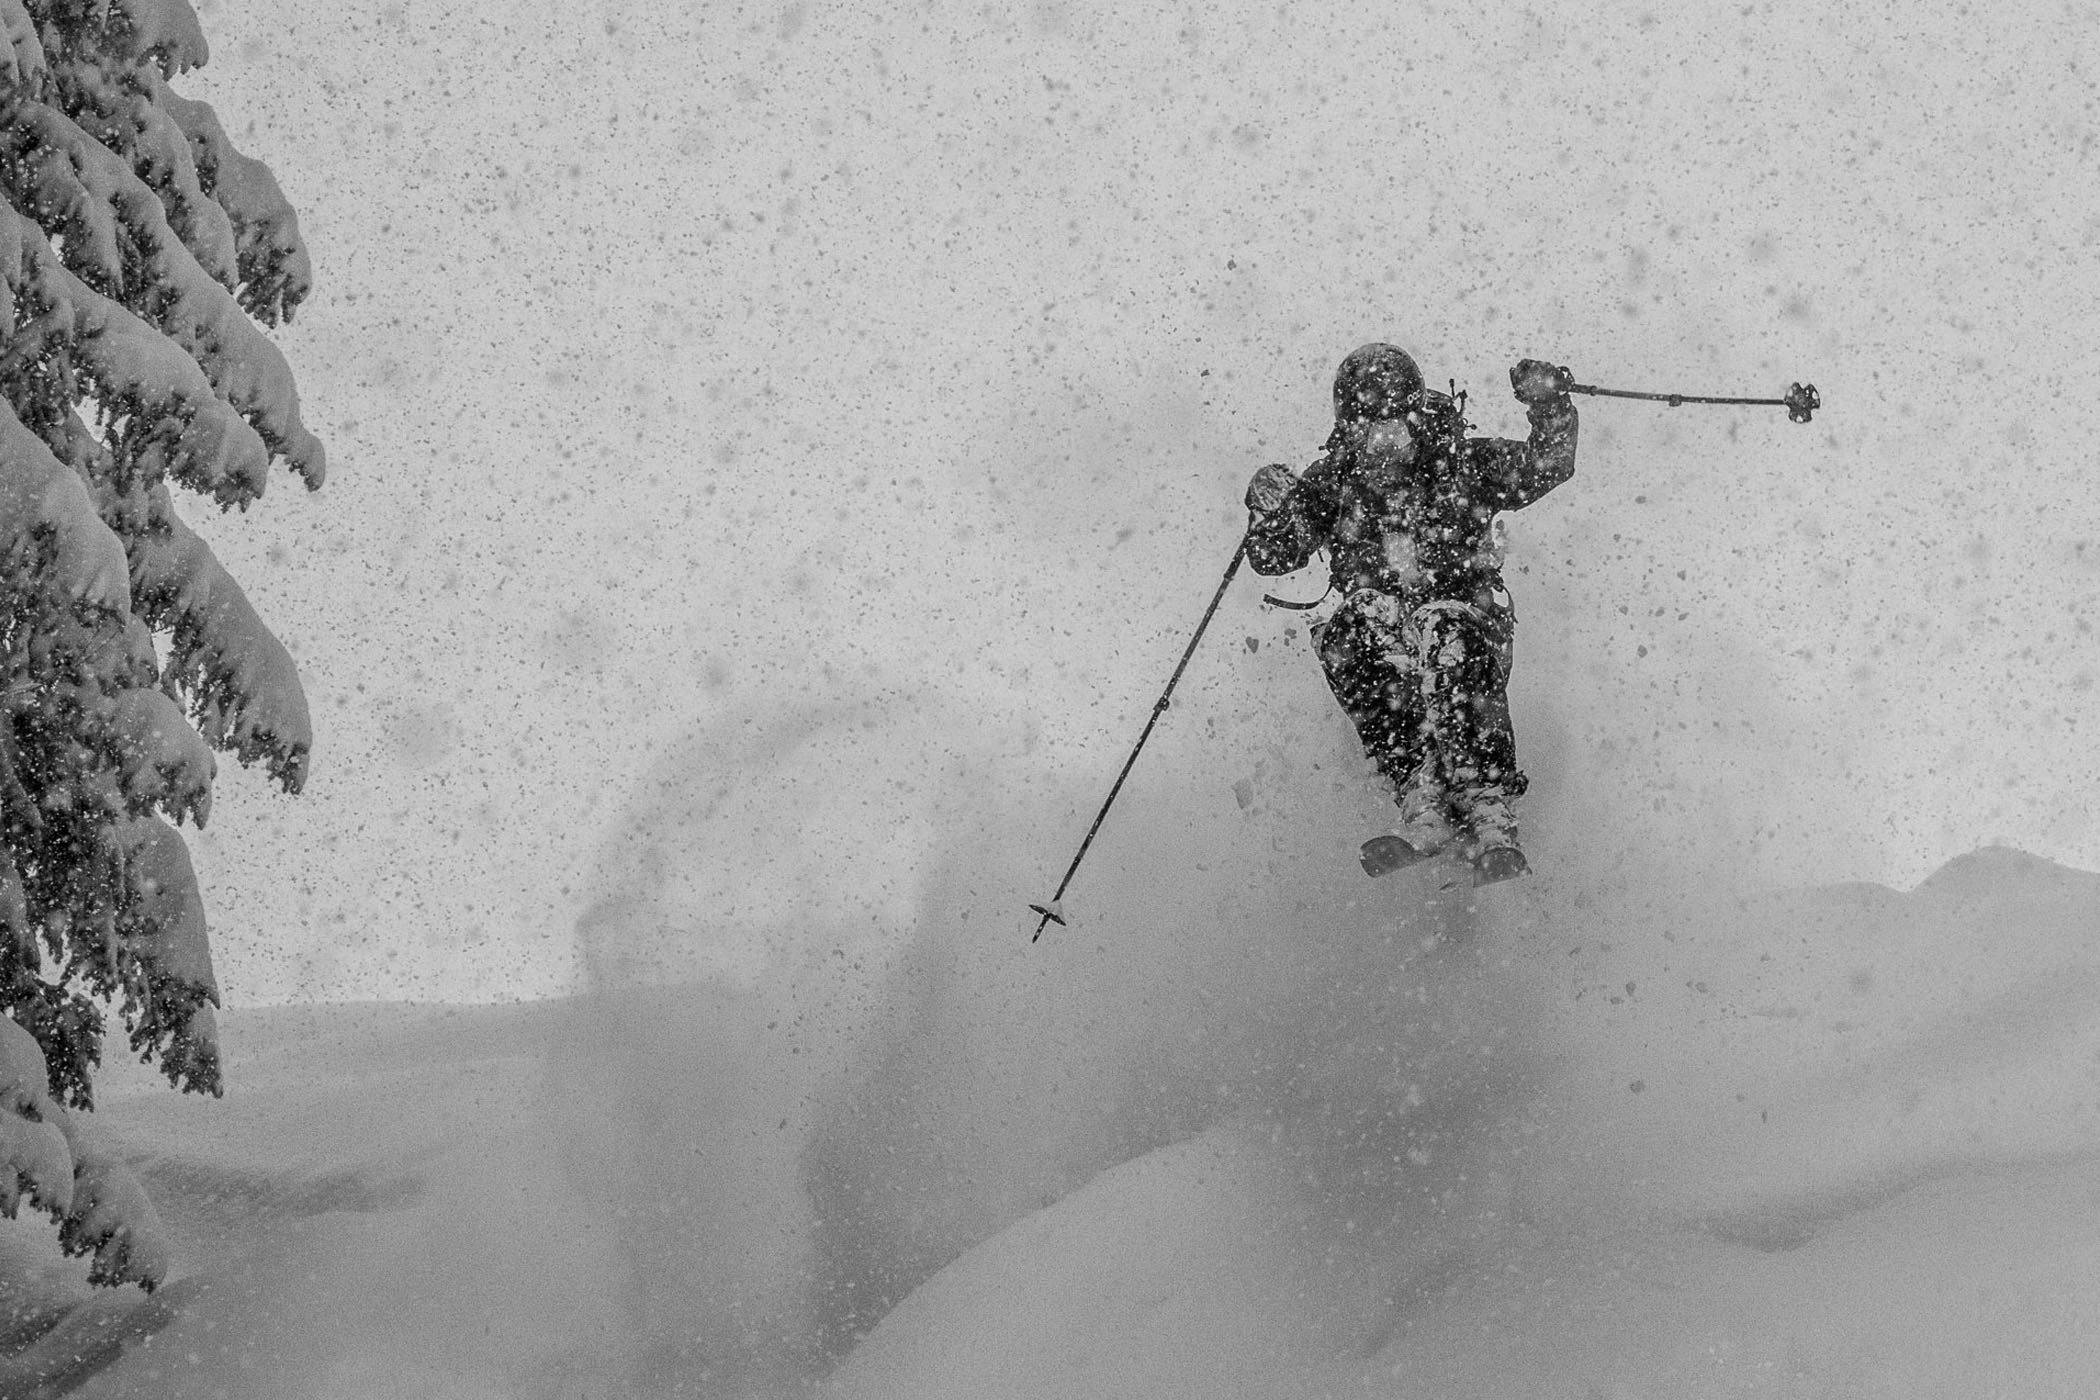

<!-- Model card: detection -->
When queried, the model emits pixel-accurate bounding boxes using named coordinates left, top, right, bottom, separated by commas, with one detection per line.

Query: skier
left=1243, top=343, right=1577, bottom=886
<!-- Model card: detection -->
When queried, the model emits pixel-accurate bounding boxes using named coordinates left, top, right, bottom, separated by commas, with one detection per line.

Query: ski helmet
left=1332, top=342, right=1425, bottom=421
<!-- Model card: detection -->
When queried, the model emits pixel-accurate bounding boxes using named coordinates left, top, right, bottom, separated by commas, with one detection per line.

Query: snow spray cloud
left=790, top=648, right=1572, bottom=1358
left=550, top=687, right=1070, bottom=1387
left=547, top=621, right=1587, bottom=1380
left=544, top=549, right=2100, bottom=1396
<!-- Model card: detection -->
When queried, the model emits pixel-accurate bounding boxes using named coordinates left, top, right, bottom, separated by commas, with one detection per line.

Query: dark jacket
left=1246, top=397, right=1577, bottom=612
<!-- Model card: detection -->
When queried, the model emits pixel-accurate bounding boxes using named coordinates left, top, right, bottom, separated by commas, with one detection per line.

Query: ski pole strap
left=1570, top=381, right=1820, bottom=423
left=1261, top=583, right=1331, bottom=611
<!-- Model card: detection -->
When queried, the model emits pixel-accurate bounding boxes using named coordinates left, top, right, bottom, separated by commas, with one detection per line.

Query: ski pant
left=1311, top=590, right=1527, bottom=857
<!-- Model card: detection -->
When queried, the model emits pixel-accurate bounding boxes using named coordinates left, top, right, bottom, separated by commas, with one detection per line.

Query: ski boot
left=1469, top=845, right=1530, bottom=887
left=1359, top=834, right=1427, bottom=878
left=1361, top=793, right=1459, bottom=878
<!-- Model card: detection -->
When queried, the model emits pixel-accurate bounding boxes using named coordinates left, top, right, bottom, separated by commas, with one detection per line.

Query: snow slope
left=3, top=844, right=2095, bottom=1397
left=828, top=847, right=2100, bottom=1399
left=829, top=1124, right=2100, bottom=1399
left=2, top=1000, right=631, bottom=1398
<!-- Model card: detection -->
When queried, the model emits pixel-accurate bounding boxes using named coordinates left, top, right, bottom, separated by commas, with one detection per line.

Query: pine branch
left=3, top=1008, right=172, bottom=1289
left=0, top=1, right=48, bottom=91
left=129, top=486, right=309, bottom=791
left=0, top=94, right=325, bottom=492
left=147, top=76, right=309, bottom=326
left=0, top=398, right=132, bottom=616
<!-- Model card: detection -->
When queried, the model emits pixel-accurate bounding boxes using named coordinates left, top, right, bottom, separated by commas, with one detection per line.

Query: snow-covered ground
left=827, top=846, right=2100, bottom=1400
left=8, top=799, right=2098, bottom=1395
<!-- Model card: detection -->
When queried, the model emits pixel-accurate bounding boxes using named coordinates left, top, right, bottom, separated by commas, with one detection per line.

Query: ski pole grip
left=1510, top=360, right=1573, bottom=404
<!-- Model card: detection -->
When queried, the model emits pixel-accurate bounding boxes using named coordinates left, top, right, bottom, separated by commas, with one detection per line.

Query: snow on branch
left=111, top=0, right=211, bottom=77
left=106, top=663, right=215, bottom=824
left=0, top=983, right=96, bottom=1112
left=0, top=1, right=46, bottom=90
left=0, top=204, right=274, bottom=510
left=1, top=1008, right=172, bottom=1290
left=1, top=94, right=325, bottom=493
left=0, top=852, right=29, bottom=958
left=129, top=486, right=310, bottom=791
left=28, top=0, right=208, bottom=79
left=57, top=1129, right=173, bottom=1287
left=112, top=813, right=218, bottom=1092
left=143, top=76, right=309, bottom=328
left=0, top=398, right=131, bottom=615
left=0, top=1013, right=73, bottom=1219
left=3, top=599, right=210, bottom=840
left=60, top=59, right=239, bottom=292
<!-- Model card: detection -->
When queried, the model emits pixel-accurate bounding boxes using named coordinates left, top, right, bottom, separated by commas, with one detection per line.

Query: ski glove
left=1245, top=462, right=1299, bottom=515
left=1510, top=359, right=1573, bottom=405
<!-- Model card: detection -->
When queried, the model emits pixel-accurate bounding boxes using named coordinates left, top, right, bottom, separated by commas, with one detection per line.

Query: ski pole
left=1567, top=378, right=1821, bottom=423
left=1030, top=538, right=1248, bottom=942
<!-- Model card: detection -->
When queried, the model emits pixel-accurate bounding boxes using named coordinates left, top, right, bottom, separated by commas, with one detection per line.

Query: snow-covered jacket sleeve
left=1462, top=397, right=1578, bottom=512
left=1245, top=457, right=1341, bottom=577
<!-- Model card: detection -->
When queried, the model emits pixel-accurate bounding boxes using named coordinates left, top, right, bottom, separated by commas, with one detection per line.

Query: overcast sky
left=172, top=0, right=2100, bottom=1003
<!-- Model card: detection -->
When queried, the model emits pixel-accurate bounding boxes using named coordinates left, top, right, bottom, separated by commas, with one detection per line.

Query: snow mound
left=825, top=846, right=2100, bottom=1399
left=0, top=846, right=2093, bottom=1398
left=4, top=1002, right=630, bottom=1399
left=831, top=1135, right=2100, bottom=1400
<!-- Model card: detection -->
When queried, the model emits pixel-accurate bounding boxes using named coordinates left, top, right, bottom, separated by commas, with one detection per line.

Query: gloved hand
left=1510, top=359, right=1573, bottom=404
left=1244, top=462, right=1298, bottom=515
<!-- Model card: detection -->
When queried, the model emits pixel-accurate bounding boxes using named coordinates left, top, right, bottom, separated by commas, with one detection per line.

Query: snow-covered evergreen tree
left=0, top=0, right=322, bottom=1290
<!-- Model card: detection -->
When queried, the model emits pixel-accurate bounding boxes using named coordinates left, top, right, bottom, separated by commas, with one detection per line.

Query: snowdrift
left=0, top=845, right=2094, bottom=1397
left=828, top=845, right=2100, bottom=1399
